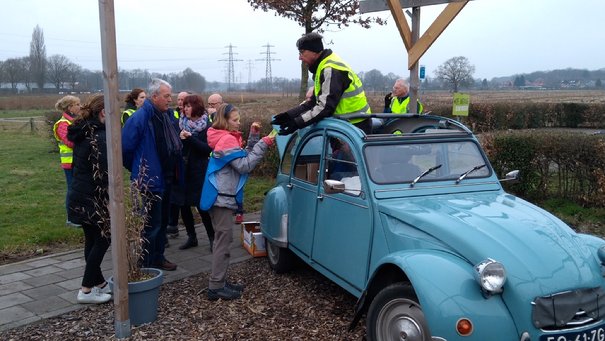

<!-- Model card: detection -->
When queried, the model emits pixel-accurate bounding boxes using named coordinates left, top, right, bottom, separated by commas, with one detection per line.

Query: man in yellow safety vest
left=272, top=32, right=372, bottom=135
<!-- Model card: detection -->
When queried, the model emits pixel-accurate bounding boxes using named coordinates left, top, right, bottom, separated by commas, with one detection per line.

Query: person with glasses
left=206, top=93, right=223, bottom=122
left=272, top=32, right=372, bottom=135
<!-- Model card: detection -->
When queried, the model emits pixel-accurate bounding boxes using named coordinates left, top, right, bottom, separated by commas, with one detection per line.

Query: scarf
left=179, top=115, right=208, bottom=135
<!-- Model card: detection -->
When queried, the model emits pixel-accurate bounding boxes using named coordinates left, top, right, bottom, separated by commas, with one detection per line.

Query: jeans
left=142, top=187, right=171, bottom=267
left=81, top=223, right=110, bottom=288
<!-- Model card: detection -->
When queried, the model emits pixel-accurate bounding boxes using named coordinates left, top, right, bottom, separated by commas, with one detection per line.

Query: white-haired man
left=384, top=79, right=424, bottom=114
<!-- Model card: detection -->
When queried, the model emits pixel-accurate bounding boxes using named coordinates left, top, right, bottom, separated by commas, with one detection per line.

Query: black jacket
left=67, top=118, right=108, bottom=226
left=170, top=127, right=212, bottom=207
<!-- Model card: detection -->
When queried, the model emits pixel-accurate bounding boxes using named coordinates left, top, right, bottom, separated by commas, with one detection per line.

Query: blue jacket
left=122, top=99, right=179, bottom=193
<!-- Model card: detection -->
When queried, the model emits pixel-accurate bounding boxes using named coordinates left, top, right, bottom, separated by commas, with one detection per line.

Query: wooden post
left=97, top=0, right=130, bottom=338
left=408, top=7, right=421, bottom=114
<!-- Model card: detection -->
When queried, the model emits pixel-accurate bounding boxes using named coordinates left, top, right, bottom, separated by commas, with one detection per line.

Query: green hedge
left=482, top=131, right=605, bottom=206
left=428, top=102, right=605, bottom=131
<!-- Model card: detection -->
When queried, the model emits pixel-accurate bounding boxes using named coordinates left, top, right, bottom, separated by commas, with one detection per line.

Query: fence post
left=30, top=118, right=34, bottom=133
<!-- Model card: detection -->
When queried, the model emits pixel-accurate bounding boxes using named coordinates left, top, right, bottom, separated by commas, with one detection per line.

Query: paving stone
left=53, top=250, right=83, bottom=262
left=55, top=277, right=82, bottom=291
left=22, top=284, right=69, bottom=300
left=0, top=292, right=33, bottom=309
left=0, top=306, right=36, bottom=326
left=0, top=272, right=32, bottom=285
left=22, top=273, right=65, bottom=288
left=0, top=262, right=34, bottom=276
left=54, top=258, right=85, bottom=270
left=23, top=258, right=60, bottom=268
left=0, top=282, right=33, bottom=296
left=55, top=267, right=83, bottom=280
left=20, top=296, right=72, bottom=315
left=0, top=315, right=41, bottom=332
left=23, top=265, right=64, bottom=277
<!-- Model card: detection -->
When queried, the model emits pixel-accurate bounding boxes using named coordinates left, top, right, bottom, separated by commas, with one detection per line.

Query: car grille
left=532, top=287, right=605, bottom=330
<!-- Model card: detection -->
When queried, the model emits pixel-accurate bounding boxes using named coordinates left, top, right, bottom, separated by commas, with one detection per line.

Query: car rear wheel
left=367, top=282, right=431, bottom=341
left=266, top=240, right=295, bottom=274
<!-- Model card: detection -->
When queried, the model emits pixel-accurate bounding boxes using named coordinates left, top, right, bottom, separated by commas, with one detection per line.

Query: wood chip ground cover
left=0, top=258, right=367, bottom=340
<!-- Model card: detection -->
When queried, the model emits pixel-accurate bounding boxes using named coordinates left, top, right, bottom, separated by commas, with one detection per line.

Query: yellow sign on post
left=452, top=93, right=470, bottom=117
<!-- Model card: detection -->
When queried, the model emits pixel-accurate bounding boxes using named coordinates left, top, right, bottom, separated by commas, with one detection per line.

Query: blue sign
left=419, top=65, right=426, bottom=79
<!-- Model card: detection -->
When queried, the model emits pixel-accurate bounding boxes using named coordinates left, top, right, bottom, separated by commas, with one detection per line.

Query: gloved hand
left=271, top=112, right=290, bottom=126
left=278, top=119, right=298, bottom=135
left=384, top=93, right=393, bottom=110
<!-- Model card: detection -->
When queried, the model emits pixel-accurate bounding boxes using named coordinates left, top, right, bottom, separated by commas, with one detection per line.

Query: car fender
left=361, top=250, right=518, bottom=339
left=260, top=184, right=289, bottom=248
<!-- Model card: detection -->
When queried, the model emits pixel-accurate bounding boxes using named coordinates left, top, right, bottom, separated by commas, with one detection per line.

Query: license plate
left=540, top=323, right=605, bottom=341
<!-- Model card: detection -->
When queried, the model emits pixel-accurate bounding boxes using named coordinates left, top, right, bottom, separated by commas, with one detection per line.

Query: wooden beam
left=408, top=1, right=467, bottom=69
left=387, top=0, right=412, bottom=50
left=360, top=0, right=471, bottom=13
left=98, top=0, right=130, bottom=338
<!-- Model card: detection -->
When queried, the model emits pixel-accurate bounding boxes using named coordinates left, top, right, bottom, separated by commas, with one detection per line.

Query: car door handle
left=317, top=194, right=323, bottom=201
left=287, top=183, right=293, bottom=189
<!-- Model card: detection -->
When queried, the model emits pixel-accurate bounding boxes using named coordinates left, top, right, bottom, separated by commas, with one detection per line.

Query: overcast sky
left=1, top=0, right=604, bottom=83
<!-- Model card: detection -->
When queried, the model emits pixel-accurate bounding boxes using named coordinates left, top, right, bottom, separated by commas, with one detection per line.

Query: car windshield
left=364, top=141, right=490, bottom=184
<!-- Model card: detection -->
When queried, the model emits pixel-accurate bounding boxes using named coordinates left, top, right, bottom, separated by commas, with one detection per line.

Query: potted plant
left=107, top=164, right=164, bottom=326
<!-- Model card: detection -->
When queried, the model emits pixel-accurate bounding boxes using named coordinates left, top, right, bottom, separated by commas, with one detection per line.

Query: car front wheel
left=266, top=240, right=295, bottom=274
left=366, top=283, right=431, bottom=341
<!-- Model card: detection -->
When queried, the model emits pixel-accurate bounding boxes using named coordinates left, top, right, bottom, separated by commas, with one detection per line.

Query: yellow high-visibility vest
left=121, top=108, right=135, bottom=125
left=52, top=116, right=74, bottom=165
left=390, top=96, right=424, bottom=114
left=314, top=53, right=370, bottom=124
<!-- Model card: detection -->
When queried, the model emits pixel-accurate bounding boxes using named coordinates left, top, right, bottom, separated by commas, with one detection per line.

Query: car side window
left=292, top=135, right=323, bottom=185
left=326, top=136, right=361, bottom=195
left=280, top=134, right=299, bottom=176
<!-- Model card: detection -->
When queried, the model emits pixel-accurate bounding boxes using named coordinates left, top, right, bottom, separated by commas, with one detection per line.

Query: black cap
left=296, top=32, right=324, bottom=53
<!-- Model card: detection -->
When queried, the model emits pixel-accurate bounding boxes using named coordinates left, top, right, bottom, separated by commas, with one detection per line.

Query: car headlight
left=474, top=258, right=506, bottom=295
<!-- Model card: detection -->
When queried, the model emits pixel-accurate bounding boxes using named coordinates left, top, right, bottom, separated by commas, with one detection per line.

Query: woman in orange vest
left=53, top=95, right=81, bottom=226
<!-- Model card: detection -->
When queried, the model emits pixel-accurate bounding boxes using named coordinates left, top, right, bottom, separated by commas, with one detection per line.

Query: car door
left=287, top=133, right=324, bottom=258
left=312, top=132, right=372, bottom=291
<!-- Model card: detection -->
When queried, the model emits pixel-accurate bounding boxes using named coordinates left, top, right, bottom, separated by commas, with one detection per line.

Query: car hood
left=377, top=191, right=603, bottom=294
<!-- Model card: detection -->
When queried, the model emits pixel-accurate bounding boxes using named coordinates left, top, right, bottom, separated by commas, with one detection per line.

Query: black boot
left=179, top=236, right=198, bottom=250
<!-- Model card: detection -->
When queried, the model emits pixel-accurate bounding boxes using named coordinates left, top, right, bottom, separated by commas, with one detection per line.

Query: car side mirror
left=499, top=170, right=520, bottom=184
left=324, top=179, right=345, bottom=194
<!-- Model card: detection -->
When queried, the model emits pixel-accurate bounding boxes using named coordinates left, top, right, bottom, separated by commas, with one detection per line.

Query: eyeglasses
left=208, top=102, right=220, bottom=106
left=298, top=50, right=305, bottom=56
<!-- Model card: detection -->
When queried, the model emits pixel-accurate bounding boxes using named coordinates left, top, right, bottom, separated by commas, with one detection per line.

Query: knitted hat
left=296, top=32, right=324, bottom=53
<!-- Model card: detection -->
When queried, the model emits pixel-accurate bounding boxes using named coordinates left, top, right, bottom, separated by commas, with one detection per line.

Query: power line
left=218, top=44, right=242, bottom=91
left=256, top=43, right=280, bottom=92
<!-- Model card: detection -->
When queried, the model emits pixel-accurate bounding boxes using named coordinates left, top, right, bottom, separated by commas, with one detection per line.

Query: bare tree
left=3, top=58, right=26, bottom=90
left=19, top=57, right=33, bottom=91
left=66, top=62, right=82, bottom=90
left=247, top=0, right=384, bottom=98
left=435, top=56, right=475, bottom=92
left=47, top=54, right=71, bottom=90
left=29, top=25, right=47, bottom=91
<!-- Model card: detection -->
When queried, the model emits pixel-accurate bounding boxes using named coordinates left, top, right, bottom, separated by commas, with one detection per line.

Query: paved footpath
left=0, top=212, right=260, bottom=332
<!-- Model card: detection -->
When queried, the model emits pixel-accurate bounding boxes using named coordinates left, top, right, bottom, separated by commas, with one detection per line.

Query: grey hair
left=148, top=78, right=172, bottom=96
left=396, top=78, right=409, bottom=90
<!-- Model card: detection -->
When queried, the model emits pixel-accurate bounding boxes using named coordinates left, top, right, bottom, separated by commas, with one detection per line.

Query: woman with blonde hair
left=53, top=95, right=81, bottom=226
left=201, top=103, right=275, bottom=300
left=67, top=94, right=112, bottom=304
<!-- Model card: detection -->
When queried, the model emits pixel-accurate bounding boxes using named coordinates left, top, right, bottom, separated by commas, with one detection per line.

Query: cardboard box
left=240, top=221, right=266, bottom=257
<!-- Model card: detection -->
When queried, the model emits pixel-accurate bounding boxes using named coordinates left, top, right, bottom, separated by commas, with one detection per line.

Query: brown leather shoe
left=153, top=259, right=177, bottom=271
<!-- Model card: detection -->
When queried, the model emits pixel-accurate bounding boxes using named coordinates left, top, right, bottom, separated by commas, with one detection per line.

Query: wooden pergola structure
left=360, top=0, right=472, bottom=113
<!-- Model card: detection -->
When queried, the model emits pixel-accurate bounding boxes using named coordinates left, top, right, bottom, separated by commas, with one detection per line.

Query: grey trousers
left=208, top=206, right=234, bottom=290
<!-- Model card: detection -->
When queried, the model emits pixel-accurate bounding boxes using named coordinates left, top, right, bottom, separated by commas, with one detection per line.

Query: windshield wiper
left=456, top=164, right=486, bottom=184
left=410, top=164, right=442, bottom=187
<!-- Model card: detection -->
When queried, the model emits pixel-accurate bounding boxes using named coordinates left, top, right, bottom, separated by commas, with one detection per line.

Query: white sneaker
left=96, top=283, right=112, bottom=295
left=77, top=287, right=112, bottom=304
